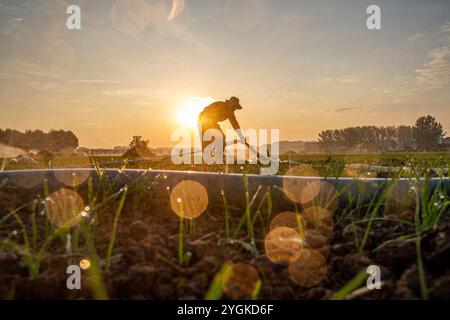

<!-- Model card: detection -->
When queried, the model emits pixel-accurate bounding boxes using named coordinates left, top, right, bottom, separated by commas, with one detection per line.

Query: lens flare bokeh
left=150, top=0, right=190, bottom=36
left=303, top=229, right=330, bottom=258
left=170, top=180, right=208, bottom=219
left=288, top=249, right=327, bottom=287
left=111, top=0, right=152, bottom=35
left=264, top=227, right=303, bottom=264
left=269, top=211, right=307, bottom=237
left=46, top=188, right=85, bottom=228
left=54, top=170, right=91, bottom=187
left=79, top=259, right=91, bottom=270
left=300, top=181, right=338, bottom=211
left=9, top=171, right=47, bottom=189
left=302, top=206, right=334, bottom=236
left=223, top=263, right=260, bottom=300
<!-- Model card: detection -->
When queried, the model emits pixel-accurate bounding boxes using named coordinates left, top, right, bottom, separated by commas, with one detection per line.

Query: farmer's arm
left=229, top=114, right=240, bottom=131
left=229, top=114, right=246, bottom=144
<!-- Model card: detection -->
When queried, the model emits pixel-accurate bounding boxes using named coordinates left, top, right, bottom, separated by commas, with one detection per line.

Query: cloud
left=28, top=81, right=57, bottom=91
left=8, top=17, right=23, bottom=27
left=102, top=89, right=149, bottom=97
left=324, top=107, right=364, bottom=113
left=415, top=46, right=450, bottom=89
left=69, top=79, right=125, bottom=84
left=407, top=33, right=425, bottom=43
left=440, top=21, right=450, bottom=34
left=320, top=74, right=364, bottom=84
left=415, top=21, right=450, bottom=89
left=101, top=88, right=161, bottom=106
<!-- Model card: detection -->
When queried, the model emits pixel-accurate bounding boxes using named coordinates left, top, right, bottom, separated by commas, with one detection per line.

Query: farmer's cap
left=228, top=96, right=243, bottom=110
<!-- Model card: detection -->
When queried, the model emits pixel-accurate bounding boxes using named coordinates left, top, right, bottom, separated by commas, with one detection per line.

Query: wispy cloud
left=408, top=33, right=425, bottom=43
left=101, top=88, right=162, bottom=106
left=69, top=79, right=125, bottom=84
left=324, top=106, right=364, bottom=113
left=101, top=89, right=149, bottom=97
left=415, top=46, right=450, bottom=89
left=320, top=74, right=365, bottom=84
left=441, top=21, right=450, bottom=34
left=28, top=81, right=57, bottom=91
left=8, top=17, right=23, bottom=27
left=415, top=21, right=450, bottom=89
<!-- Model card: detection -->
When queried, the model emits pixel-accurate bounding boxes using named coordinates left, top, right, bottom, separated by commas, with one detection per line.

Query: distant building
left=77, top=147, right=126, bottom=156
left=442, top=137, right=450, bottom=151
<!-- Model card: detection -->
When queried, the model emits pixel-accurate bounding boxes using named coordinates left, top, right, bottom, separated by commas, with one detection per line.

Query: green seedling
left=243, top=175, right=255, bottom=244
left=5, top=205, right=69, bottom=278
left=106, top=185, right=128, bottom=271
left=251, top=279, right=262, bottom=300
left=414, top=186, right=429, bottom=300
left=221, top=189, right=230, bottom=239
left=232, top=181, right=262, bottom=242
left=331, top=269, right=369, bottom=300
left=176, top=200, right=193, bottom=267
left=205, top=262, right=232, bottom=300
left=87, top=258, right=109, bottom=300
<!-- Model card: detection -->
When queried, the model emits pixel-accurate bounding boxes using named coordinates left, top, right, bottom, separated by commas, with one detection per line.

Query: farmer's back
left=199, top=101, right=235, bottom=123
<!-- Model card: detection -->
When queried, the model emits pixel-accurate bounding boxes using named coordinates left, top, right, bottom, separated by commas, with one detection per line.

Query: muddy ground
left=0, top=181, right=449, bottom=300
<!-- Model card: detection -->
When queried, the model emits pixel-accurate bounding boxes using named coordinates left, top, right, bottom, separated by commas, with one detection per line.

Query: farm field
left=2, top=151, right=450, bottom=177
left=0, top=152, right=449, bottom=300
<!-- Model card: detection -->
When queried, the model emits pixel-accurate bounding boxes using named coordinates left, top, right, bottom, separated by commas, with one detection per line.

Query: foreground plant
left=0, top=198, right=69, bottom=278
left=205, top=262, right=233, bottom=300
left=331, top=269, right=369, bottom=300
left=106, top=185, right=128, bottom=271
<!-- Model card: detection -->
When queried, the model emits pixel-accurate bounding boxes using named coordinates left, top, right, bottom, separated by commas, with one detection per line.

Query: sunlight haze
left=0, top=0, right=449, bottom=147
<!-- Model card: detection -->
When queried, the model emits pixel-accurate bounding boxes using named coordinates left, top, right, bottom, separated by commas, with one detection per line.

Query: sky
left=0, top=0, right=449, bottom=148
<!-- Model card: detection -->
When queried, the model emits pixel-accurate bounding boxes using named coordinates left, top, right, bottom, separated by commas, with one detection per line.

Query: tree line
left=318, top=115, right=446, bottom=152
left=0, top=129, right=78, bottom=153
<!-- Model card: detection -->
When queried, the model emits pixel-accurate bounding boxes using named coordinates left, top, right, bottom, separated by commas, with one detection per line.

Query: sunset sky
left=0, top=0, right=449, bottom=148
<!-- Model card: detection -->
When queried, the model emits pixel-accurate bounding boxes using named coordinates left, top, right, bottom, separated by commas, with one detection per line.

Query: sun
left=176, top=97, right=214, bottom=129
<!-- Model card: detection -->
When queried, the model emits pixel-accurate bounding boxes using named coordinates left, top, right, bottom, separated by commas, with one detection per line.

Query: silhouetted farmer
left=198, top=96, right=244, bottom=152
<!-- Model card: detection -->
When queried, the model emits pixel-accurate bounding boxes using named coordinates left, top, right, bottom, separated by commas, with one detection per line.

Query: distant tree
left=397, top=125, right=415, bottom=151
left=48, top=129, right=78, bottom=152
left=317, top=115, right=445, bottom=153
left=0, top=128, right=78, bottom=152
left=318, top=130, right=335, bottom=152
left=413, top=115, right=445, bottom=151
left=129, top=136, right=148, bottom=149
left=124, top=136, right=154, bottom=158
